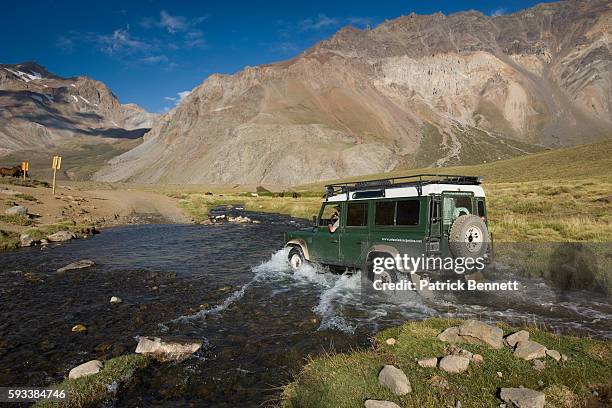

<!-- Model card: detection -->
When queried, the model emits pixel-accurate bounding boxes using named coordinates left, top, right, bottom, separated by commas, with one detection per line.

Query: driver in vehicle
left=328, top=206, right=340, bottom=233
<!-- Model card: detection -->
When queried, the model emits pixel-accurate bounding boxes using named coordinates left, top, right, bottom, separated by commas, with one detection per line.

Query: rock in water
left=439, top=355, right=470, bottom=373
left=46, top=231, right=76, bottom=242
left=110, top=296, right=122, bottom=304
left=457, top=320, right=504, bottom=349
left=57, top=259, right=95, bottom=273
left=5, top=205, right=27, bottom=216
left=514, top=340, right=547, bottom=360
left=20, top=234, right=35, bottom=247
left=500, top=387, right=545, bottom=408
left=417, top=357, right=438, bottom=368
left=71, top=324, right=87, bottom=333
left=69, top=360, right=103, bottom=379
left=378, top=365, right=411, bottom=395
left=505, top=330, right=529, bottom=347
left=365, top=400, right=402, bottom=408
left=135, top=336, right=203, bottom=362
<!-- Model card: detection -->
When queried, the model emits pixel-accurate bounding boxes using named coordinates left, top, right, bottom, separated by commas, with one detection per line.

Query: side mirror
left=312, top=215, right=317, bottom=227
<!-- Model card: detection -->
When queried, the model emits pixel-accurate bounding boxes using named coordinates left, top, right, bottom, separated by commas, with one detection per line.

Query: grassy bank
left=34, top=354, right=150, bottom=408
left=282, top=319, right=612, bottom=408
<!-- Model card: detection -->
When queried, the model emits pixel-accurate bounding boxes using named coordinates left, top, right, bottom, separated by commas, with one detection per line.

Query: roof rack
left=324, top=174, right=483, bottom=197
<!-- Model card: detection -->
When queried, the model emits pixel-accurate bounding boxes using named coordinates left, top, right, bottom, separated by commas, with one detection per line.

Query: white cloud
left=164, top=90, right=191, bottom=105
left=96, top=27, right=152, bottom=55
left=299, top=14, right=339, bottom=31
left=160, top=10, right=188, bottom=33
left=491, top=7, right=507, bottom=17
left=140, top=55, right=168, bottom=64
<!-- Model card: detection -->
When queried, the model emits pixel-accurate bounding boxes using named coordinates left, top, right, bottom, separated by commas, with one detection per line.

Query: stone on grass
left=110, top=296, right=122, bottom=304
left=417, top=357, right=438, bottom=368
left=68, top=360, right=103, bottom=379
left=545, top=349, right=561, bottom=361
left=438, top=326, right=462, bottom=343
left=505, top=330, right=530, bottom=348
left=378, top=365, right=411, bottom=395
left=385, top=338, right=396, bottom=345
left=532, top=359, right=546, bottom=371
left=47, top=231, right=76, bottom=242
left=561, top=354, right=568, bottom=362
left=365, top=400, right=401, bottom=408
left=514, top=340, right=547, bottom=361
left=57, top=259, right=95, bottom=273
left=20, top=234, right=35, bottom=247
left=500, top=387, right=545, bottom=408
left=135, top=336, right=203, bottom=362
left=472, top=354, right=484, bottom=364
left=439, top=355, right=470, bottom=373
left=457, top=320, right=504, bottom=349
left=5, top=205, right=27, bottom=216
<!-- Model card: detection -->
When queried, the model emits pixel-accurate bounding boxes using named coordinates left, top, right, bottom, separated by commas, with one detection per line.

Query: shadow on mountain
left=90, top=127, right=149, bottom=139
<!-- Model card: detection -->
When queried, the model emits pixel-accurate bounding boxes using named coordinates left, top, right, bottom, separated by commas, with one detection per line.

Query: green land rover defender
left=284, top=174, right=491, bottom=280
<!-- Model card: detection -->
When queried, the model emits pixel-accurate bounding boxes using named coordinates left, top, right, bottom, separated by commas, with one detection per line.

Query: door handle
left=356, top=241, right=362, bottom=245
left=330, top=239, right=338, bottom=243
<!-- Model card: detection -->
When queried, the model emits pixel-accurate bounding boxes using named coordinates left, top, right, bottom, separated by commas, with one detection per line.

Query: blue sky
left=2, top=0, right=551, bottom=113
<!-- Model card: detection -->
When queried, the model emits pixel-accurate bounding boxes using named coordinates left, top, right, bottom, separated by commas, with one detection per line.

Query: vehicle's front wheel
left=288, top=246, right=306, bottom=271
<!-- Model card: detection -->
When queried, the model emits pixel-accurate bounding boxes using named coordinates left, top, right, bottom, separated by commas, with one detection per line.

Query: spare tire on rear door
left=448, top=215, right=489, bottom=258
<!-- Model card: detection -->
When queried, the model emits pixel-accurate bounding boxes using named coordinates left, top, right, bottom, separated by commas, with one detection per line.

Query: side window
left=319, top=204, right=340, bottom=226
left=375, top=202, right=395, bottom=225
left=346, top=202, right=368, bottom=227
left=396, top=200, right=420, bottom=225
left=477, top=200, right=485, bottom=217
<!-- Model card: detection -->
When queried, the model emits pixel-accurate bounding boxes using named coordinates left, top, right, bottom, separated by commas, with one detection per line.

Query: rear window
left=477, top=200, right=485, bottom=216
left=346, top=202, right=368, bottom=226
left=375, top=200, right=420, bottom=226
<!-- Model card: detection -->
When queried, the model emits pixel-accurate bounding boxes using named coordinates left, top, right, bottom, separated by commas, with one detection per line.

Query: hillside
left=95, top=0, right=611, bottom=185
left=0, top=62, right=157, bottom=178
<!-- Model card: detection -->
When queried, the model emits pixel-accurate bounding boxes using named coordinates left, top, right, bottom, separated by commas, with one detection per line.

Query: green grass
left=0, top=214, right=35, bottom=226
left=0, top=229, right=20, bottom=250
left=34, top=354, right=151, bottom=408
left=282, top=319, right=612, bottom=408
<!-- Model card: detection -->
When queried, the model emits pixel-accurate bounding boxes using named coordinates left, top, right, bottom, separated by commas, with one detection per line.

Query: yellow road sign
left=52, top=156, right=62, bottom=170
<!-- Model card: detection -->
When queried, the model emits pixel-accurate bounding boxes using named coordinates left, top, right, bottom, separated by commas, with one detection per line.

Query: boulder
left=545, top=349, right=561, bottom=362
left=514, top=340, right=547, bottom=360
left=5, top=205, right=27, bottom=216
left=417, top=357, right=438, bottom=368
left=505, top=330, right=529, bottom=348
left=135, top=336, right=203, bottom=362
left=439, top=355, right=470, bottom=373
left=500, top=387, right=545, bottom=408
left=68, top=360, right=103, bottom=379
left=457, top=320, right=504, bottom=349
left=438, top=326, right=462, bottom=343
left=110, top=296, right=123, bottom=304
left=378, top=365, right=411, bottom=395
left=47, top=231, right=76, bottom=242
left=57, top=259, right=95, bottom=273
left=20, top=234, right=35, bottom=247
left=365, top=400, right=401, bottom=408
left=385, top=338, right=396, bottom=345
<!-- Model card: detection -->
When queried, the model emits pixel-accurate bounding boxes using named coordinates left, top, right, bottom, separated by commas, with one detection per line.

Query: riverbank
left=0, top=179, right=190, bottom=250
left=282, top=318, right=612, bottom=408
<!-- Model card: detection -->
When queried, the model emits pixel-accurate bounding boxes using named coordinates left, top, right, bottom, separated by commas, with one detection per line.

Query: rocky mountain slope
left=95, top=0, right=611, bottom=185
left=0, top=62, right=157, bottom=157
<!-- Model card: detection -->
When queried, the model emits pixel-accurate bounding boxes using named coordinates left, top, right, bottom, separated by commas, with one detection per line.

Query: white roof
left=326, top=183, right=485, bottom=202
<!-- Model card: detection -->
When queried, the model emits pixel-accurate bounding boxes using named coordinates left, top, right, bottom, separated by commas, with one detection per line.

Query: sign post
left=21, top=161, right=29, bottom=180
left=52, top=156, right=62, bottom=195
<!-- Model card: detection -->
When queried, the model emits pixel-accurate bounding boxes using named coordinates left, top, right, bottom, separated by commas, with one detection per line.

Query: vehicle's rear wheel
left=449, top=215, right=489, bottom=258
left=288, top=246, right=306, bottom=271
